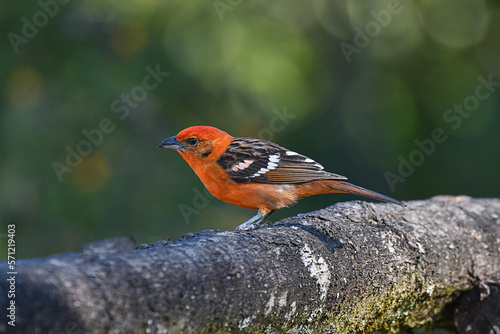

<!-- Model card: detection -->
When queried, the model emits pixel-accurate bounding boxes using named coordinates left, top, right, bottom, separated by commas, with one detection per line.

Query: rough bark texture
left=1, top=196, right=499, bottom=334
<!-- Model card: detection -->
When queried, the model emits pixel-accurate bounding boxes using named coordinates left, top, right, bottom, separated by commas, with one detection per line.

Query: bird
left=158, top=126, right=404, bottom=230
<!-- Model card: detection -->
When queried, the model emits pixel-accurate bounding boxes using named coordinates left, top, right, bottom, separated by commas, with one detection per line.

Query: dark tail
left=331, top=181, right=405, bottom=206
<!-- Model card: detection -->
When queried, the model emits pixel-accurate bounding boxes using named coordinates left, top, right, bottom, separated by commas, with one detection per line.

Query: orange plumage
left=159, top=126, right=403, bottom=230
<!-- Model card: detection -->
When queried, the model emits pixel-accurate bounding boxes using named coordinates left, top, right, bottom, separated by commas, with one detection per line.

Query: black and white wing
left=217, top=137, right=347, bottom=184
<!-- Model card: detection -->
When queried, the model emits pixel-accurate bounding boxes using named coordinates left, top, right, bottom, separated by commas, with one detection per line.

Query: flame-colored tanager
left=159, top=126, right=403, bottom=230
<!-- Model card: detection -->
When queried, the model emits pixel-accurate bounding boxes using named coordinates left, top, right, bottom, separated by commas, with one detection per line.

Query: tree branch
left=1, top=197, right=499, bottom=333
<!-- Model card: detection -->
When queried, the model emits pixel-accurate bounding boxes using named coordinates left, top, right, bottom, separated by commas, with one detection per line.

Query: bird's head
left=158, top=126, right=233, bottom=162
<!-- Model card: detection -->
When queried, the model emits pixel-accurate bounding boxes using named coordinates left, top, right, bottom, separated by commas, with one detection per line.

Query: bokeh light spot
left=73, top=155, right=111, bottom=192
left=419, top=0, right=489, bottom=48
left=112, top=20, right=148, bottom=56
left=5, top=67, right=42, bottom=109
left=476, top=8, right=500, bottom=78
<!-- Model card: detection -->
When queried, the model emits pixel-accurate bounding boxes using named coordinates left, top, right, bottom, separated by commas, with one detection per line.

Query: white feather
left=268, top=162, right=278, bottom=169
left=269, top=154, right=280, bottom=163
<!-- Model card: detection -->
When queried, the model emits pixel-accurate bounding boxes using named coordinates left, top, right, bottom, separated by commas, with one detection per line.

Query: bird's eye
left=187, top=138, right=198, bottom=145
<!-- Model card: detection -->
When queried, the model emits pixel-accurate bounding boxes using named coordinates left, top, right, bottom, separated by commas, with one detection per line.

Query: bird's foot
left=236, top=221, right=269, bottom=231
left=235, top=210, right=275, bottom=231
left=235, top=213, right=266, bottom=231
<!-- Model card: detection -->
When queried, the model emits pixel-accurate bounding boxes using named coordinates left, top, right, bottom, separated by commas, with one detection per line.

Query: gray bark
left=1, top=197, right=499, bottom=333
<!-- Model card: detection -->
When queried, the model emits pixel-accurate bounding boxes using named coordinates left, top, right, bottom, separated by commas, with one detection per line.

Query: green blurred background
left=1, top=0, right=499, bottom=262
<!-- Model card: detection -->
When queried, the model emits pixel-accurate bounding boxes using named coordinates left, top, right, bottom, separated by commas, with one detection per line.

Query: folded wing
left=217, top=137, right=347, bottom=184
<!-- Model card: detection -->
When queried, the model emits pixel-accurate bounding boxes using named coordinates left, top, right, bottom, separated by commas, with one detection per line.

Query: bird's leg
left=235, top=214, right=262, bottom=231
left=235, top=209, right=275, bottom=231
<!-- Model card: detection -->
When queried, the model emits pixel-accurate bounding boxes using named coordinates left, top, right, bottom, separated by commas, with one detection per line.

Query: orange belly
left=207, top=181, right=299, bottom=211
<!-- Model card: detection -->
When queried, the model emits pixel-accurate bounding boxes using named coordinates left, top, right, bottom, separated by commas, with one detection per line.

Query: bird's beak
left=158, top=136, right=183, bottom=150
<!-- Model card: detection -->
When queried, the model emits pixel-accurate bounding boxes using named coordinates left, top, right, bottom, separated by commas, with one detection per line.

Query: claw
left=235, top=209, right=275, bottom=231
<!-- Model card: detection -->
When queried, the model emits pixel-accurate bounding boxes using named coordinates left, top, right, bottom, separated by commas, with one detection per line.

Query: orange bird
left=159, top=126, right=403, bottom=230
